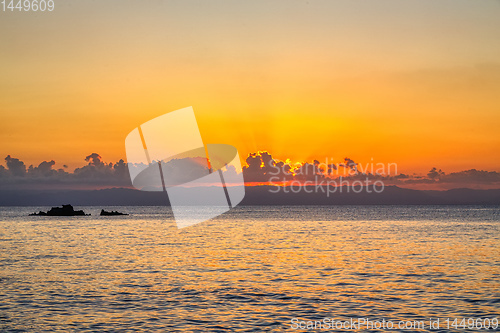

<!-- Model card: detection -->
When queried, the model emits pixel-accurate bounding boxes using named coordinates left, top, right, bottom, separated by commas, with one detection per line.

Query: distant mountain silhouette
left=0, top=186, right=498, bottom=206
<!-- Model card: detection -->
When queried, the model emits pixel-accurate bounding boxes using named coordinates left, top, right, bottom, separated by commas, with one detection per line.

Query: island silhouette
left=29, top=204, right=129, bottom=216
left=30, top=204, right=89, bottom=216
left=100, top=209, right=128, bottom=216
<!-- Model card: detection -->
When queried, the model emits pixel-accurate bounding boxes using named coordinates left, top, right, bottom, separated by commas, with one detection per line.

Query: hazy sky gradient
left=1, top=0, right=499, bottom=173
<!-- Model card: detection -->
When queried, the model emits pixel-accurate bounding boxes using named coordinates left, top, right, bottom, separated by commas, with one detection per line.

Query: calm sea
left=0, top=206, right=499, bottom=332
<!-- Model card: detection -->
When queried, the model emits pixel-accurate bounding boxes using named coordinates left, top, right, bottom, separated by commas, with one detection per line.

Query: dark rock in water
left=30, top=204, right=89, bottom=216
left=100, top=209, right=128, bottom=216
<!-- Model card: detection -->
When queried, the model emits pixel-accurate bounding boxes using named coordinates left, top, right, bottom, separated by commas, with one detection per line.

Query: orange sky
left=1, top=1, right=499, bottom=174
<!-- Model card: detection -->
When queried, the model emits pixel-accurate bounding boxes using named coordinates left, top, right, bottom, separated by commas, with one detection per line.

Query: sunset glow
left=1, top=1, right=499, bottom=176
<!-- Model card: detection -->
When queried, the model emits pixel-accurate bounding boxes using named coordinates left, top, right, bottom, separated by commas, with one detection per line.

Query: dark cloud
left=427, top=167, right=444, bottom=180
left=0, top=165, right=7, bottom=178
left=242, top=151, right=294, bottom=183
left=73, top=155, right=129, bottom=183
left=161, top=157, right=210, bottom=187
left=243, top=153, right=366, bottom=183
left=294, top=161, right=327, bottom=182
left=28, top=160, right=57, bottom=177
left=441, top=169, right=500, bottom=183
left=5, top=155, right=27, bottom=177
left=85, top=153, right=103, bottom=167
left=342, top=157, right=358, bottom=171
left=397, top=168, right=500, bottom=186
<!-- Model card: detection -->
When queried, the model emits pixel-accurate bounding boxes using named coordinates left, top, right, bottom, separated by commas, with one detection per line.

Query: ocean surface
left=0, top=205, right=499, bottom=332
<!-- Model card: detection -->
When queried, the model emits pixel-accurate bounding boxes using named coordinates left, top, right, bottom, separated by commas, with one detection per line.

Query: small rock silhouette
left=100, top=209, right=128, bottom=216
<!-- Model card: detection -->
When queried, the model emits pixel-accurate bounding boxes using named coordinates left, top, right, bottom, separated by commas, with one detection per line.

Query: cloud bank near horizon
left=242, top=152, right=500, bottom=189
left=0, top=152, right=499, bottom=190
left=0, top=154, right=130, bottom=189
